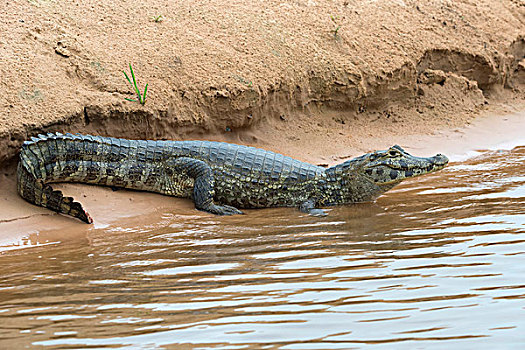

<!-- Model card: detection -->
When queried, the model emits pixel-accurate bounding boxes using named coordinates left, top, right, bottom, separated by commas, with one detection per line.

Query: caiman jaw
left=364, top=146, right=449, bottom=185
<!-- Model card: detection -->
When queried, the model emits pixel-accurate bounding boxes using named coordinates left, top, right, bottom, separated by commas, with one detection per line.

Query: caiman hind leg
left=169, top=157, right=243, bottom=216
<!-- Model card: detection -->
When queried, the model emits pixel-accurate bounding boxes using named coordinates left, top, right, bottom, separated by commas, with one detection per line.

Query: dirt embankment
left=1, top=0, right=525, bottom=166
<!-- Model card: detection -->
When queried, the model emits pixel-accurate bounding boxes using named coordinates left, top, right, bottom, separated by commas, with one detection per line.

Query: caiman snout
left=432, top=153, right=449, bottom=168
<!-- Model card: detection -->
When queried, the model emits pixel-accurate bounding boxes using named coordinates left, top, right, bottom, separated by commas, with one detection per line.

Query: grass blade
left=123, top=71, right=132, bottom=85
left=123, top=64, right=148, bottom=105
left=129, top=64, right=142, bottom=98
left=142, top=83, right=148, bottom=104
left=129, top=64, right=138, bottom=91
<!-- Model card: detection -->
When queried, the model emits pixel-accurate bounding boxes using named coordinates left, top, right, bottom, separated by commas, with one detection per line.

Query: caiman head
left=324, top=145, right=449, bottom=204
left=362, top=145, right=449, bottom=185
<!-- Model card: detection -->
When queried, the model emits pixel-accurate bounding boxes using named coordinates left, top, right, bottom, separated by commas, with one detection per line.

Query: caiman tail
left=17, top=133, right=93, bottom=223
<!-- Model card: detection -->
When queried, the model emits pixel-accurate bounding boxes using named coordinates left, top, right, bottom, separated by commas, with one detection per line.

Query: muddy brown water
left=0, top=146, right=524, bottom=349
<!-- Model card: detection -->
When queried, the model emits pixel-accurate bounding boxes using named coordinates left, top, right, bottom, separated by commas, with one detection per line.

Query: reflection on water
left=0, top=147, right=524, bottom=349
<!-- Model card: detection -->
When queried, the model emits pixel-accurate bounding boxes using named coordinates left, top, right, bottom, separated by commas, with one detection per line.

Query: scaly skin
left=17, top=133, right=449, bottom=223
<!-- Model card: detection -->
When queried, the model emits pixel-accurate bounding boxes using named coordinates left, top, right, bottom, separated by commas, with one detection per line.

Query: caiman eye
left=389, top=149, right=400, bottom=157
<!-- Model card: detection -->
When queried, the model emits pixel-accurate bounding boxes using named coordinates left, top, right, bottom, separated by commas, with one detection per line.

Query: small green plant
left=152, top=15, right=163, bottom=23
left=330, top=15, right=341, bottom=39
left=123, top=64, right=148, bottom=105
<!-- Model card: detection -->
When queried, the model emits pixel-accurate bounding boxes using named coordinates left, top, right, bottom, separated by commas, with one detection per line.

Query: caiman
left=17, top=133, right=449, bottom=223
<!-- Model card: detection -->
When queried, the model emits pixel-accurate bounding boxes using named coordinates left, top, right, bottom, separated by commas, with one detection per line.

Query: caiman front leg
left=299, top=199, right=327, bottom=217
left=170, top=157, right=243, bottom=216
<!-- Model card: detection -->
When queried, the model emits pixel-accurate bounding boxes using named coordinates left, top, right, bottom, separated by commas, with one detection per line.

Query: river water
left=0, top=146, right=524, bottom=349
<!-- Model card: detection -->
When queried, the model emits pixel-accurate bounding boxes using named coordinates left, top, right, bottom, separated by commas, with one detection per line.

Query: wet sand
left=1, top=109, right=524, bottom=251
